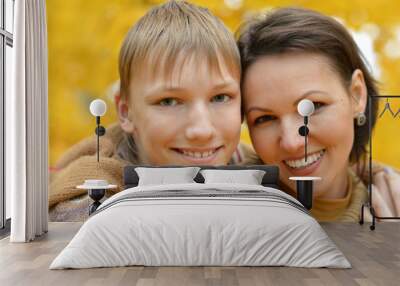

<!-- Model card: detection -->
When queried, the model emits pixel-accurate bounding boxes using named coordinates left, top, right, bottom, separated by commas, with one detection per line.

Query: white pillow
left=135, top=167, right=200, bottom=186
left=200, top=169, right=266, bottom=185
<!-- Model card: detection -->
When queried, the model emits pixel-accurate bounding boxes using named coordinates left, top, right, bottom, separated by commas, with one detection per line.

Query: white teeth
left=284, top=150, right=325, bottom=169
left=181, top=149, right=216, bottom=158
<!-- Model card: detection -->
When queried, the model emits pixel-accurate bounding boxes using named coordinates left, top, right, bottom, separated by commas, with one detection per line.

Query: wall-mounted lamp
left=77, top=99, right=116, bottom=215
left=89, top=99, right=107, bottom=162
left=290, top=99, right=321, bottom=210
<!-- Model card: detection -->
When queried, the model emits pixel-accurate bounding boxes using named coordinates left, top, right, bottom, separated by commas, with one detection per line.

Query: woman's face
left=243, top=52, right=365, bottom=199
left=122, top=53, right=241, bottom=166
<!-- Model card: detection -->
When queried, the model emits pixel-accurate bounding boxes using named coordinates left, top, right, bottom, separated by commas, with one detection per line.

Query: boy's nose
left=185, top=103, right=216, bottom=142
left=279, top=116, right=305, bottom=154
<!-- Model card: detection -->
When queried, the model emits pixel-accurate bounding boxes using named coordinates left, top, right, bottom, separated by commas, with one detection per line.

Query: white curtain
left=6, top=0, right=49, bottom=242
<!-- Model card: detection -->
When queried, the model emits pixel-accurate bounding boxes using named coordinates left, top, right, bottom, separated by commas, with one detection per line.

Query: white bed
left=50, top=183, right=351, bottom=269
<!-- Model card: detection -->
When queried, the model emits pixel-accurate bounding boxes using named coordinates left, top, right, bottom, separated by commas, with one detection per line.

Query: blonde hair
left=118, top=0, right=240, bottom=100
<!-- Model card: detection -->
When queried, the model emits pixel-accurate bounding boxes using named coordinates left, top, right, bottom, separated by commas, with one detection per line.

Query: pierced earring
left=356, top=112, right=367, bottom=126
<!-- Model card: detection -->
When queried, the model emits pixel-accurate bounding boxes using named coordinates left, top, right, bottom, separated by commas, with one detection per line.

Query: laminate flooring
left=0, top=222, right=399, bottom=286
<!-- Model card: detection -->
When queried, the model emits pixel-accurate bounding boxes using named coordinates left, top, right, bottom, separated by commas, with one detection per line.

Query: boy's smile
left=171, top=146, right=224, bottom=164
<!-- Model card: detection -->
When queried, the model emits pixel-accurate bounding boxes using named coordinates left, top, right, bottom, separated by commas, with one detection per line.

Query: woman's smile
left=282, top=149, right=325, bottom=176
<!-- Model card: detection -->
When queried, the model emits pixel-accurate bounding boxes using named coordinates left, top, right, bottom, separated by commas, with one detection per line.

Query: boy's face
left=122, top=54, right=241, bottom=165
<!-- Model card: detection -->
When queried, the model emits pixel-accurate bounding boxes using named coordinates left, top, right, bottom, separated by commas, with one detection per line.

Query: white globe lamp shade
left=297, top=99, right=314, bottom=117
left=90, top=99, right=107, bottom=117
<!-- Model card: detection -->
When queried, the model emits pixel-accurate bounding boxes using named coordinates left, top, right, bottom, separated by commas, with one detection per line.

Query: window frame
left=1, top=0, right=14, bottom=232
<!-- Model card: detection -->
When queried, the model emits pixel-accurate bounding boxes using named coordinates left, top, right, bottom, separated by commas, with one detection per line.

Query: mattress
left=50, top=183, right=351, bottom=269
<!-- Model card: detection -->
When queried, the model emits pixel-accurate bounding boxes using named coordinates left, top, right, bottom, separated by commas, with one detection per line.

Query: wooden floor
left=0, top=222, right=399, bottom=286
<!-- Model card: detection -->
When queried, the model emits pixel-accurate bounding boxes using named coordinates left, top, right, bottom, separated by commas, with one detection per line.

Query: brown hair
left=119, top=0, right=240, bottom=102
left=237, top=7, right=379, bottom=177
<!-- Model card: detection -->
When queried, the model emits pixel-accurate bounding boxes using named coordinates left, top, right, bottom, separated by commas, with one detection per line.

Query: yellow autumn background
left=47, top=0, right=400, bottom=168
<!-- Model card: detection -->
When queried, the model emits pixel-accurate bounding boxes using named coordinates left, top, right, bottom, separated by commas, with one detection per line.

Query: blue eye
left=254, top=115, right=276, bottom=125
left=211, top=94, right=230, bottom=103
left=159, top=98, right=179, bottom=106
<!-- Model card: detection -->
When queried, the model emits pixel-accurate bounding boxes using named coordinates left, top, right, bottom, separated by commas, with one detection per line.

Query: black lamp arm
left=94, top=116, right=106, bottom=162
left=298, top=116, right=309, bottom=162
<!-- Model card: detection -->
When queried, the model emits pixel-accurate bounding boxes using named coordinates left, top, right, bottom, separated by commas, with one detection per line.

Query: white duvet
left=50, top=183, right=351, bottom=269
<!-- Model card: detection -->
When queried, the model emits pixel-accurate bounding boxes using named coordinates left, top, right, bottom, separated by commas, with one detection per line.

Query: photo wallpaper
left=47, top=0, right=400, bottom=169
